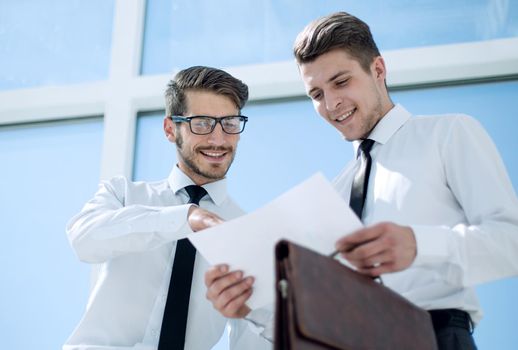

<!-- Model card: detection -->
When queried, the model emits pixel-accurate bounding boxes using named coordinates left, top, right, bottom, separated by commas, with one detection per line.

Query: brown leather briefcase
left=274, top=240, right=438, bottom=350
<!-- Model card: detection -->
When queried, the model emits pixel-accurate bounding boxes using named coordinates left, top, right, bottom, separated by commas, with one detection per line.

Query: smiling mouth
left=334, top=108, right=356, bottom=123
left=199, top=149, right=229, bottom=160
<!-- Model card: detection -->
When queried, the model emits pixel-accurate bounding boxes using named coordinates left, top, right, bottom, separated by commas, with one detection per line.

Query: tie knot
left=184, top=185, right=207, bottom=205
left=357, top=139, right=375, bottom=158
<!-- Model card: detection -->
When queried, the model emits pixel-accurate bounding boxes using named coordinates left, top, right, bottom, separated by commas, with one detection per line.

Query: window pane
left=0, top=0, right=115, bottom=90
left=0, top=118, right=103, bottom=349
left=141, top=0, right=518, bottom=75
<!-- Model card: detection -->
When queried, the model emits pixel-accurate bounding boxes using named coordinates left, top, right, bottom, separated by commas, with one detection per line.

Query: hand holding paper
left=190, top=173, right=363, bottom=309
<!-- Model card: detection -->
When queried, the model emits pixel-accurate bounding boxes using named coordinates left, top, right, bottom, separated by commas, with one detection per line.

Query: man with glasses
left=64, top=66, right=271, bottom=350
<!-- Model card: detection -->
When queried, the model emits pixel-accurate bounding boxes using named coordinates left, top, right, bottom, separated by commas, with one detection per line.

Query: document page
left=189, top=172, right=362, bottom=309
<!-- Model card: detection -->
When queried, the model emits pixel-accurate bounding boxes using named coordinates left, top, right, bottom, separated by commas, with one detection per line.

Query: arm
left=336, top=116, right=518, bottom=287
left=67, top=176, right=223, bottom=263
left=412, top=115, right=518, bottom=286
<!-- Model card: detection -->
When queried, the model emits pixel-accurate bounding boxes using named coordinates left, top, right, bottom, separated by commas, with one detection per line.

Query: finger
left=342, top=237, right=387, bottom=261
left=214, top=277, right=254, bottom=311
left=335, top=223, right=386, bottom=251
left=207, top=215, right=225, bottom=227
left=204, top=264, right=229, bottom=287
left=212, top=213, right=224, bottom=222
left=357, top=262, right=393, bottom=277
left=344, top=245, right=392, bottom=270
left=223, top=288, right=253, bottom=318
left=356, top=250, right=393, bottom=270
left=189, top=208, right=225, bottom=231
left=206, top=270, right=243, bottom=300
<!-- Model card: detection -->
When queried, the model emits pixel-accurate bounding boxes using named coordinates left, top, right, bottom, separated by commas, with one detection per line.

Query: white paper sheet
left=189, top=172, right=362, bottom=309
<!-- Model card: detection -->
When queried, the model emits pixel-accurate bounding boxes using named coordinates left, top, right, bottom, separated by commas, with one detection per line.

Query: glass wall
left=0, top=0, right=114, bottom=90
left=134, top=80, right=518, bottom=349
left=0, top=118, right=104, bottom=349
left=141, top=0, right=518, bottom=74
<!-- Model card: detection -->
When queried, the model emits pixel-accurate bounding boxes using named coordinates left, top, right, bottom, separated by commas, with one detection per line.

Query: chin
left=341, top=132, right=356, bottom=141
left=200, top=165, right=230, bottom=180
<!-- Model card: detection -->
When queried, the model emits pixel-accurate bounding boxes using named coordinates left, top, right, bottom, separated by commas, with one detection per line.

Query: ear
left=372, top=56, right=387, bottom=82
left=164, top=116, right=176, bottom=143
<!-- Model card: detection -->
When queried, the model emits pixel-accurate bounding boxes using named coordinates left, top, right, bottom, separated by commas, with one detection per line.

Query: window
left=0, top=0, right=114, bottom=90
left=141, top=0, right=518, bottom=75
left=0, top=118, right=103, bottom=349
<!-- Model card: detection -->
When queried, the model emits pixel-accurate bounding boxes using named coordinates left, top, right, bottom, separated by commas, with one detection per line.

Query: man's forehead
left=300, top=50, right=358, bottom=75
left=184, top=90, right=238, bottom=115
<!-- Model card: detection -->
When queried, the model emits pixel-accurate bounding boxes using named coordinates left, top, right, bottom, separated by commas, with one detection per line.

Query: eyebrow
left=307, top=70, right=350, bottom=96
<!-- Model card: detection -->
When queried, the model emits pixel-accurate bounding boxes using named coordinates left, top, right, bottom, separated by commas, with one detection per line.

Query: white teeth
left=336, top=108, right=355, bottom=122
left=202, top=151, right=225, bottom=157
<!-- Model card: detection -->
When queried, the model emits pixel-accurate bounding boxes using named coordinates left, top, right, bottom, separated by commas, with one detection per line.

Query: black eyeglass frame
left=171, top=115, right=248, bottom=135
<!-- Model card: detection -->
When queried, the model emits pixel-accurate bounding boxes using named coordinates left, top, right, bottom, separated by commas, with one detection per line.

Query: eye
left=336, top=79, right=349, bottom=86
left=222, top=118, right=240, bottom=130
left=310, top=92, right=322, bottom=101
left=192, top=118, right=211, bottom=128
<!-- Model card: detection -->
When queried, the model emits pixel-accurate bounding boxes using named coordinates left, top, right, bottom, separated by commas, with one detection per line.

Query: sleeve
left=411, top=115, right=518, bottom=287
left=243, top=304, right=275, bottom=342
left=66, top=176, right=193, bottom=263
left=228, top=304, right=274, bottom=346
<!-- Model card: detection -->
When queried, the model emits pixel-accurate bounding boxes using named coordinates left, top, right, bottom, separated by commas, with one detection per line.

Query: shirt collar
left=167, top=165, right=228, bottom=206
left=352, top=103, right=411, bottom=153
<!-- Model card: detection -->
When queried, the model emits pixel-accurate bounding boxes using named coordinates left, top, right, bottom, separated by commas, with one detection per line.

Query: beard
left=175, top=131, right=236, bottom=181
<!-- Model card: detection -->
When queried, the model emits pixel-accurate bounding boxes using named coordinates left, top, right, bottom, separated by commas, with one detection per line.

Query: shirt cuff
left=245, top=304, right=275, bottom=342
left=411, top=225, right=452, bottom=267
left=156, top=204, right=194, bottom=239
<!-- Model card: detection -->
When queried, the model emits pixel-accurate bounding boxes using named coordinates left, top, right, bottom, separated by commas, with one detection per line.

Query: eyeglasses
left=171, top=115, right=248, bottom=135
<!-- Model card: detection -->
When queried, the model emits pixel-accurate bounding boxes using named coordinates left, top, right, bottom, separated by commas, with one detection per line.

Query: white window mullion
left=100, top=0, right=146, bottom=180
left=126, top=37, right=518, bottom=114
left=0, top=82, right=106, bottom=125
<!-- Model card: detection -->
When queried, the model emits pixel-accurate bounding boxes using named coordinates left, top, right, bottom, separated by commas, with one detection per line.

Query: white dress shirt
left=333, top=104, right=518, bottom=323
left=64, top=166, right=272, bottom=350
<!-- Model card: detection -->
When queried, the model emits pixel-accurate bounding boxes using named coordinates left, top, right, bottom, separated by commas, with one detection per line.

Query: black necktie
left=158, top=185, right=207, bottom=350
left=349, top=139, right=375, bottom=220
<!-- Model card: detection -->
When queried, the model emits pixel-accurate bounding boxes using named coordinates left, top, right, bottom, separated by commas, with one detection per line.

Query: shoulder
left=405, top=113, right=498, bottom=165
left=408, top=112, right=481, bottom=131
left=403, top=112, right=486, bottom=143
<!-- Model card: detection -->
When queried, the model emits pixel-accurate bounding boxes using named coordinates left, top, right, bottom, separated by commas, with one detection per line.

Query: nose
left=325, top=90, right=341, bottom=112
left=207, top=123, right=226, bottom=146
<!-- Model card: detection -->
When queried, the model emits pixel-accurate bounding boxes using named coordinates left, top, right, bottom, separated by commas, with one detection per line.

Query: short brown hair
left=165, top=66, right=249, bottom=116
left=293, top=12, right=380, bottom=72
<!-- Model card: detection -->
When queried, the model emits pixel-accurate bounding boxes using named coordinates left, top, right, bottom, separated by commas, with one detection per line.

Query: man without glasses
left=205, top=12, right=518, bottom=350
